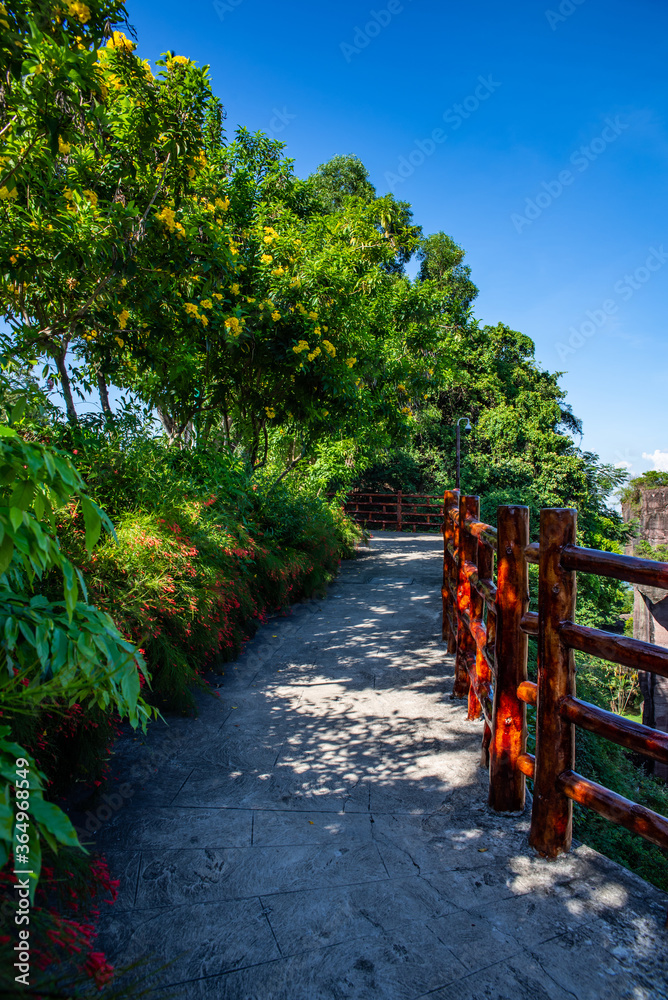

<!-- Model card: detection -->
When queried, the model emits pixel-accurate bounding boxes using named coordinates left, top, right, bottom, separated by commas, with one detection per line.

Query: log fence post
left=442, top=490, right=459, bottom=652
left=529, top=508, right=577, bottom=856
left=489, top=506, right=529, bottom=812
left=453, top=494, right=479, bottom=705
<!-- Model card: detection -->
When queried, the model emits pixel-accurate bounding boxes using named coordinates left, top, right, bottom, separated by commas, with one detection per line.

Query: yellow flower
left=246, top=296, right=256, bottom=303
left=261, top=254, right=273, bottom=264
left=171, top=55, right=189, bottom=65
left=401, top=406, right=412, bottom=415
left=271, top=311, right=281, bottom=322
left=213, top=292, right=223, bottom=301
left=308, top=311, right=318, bottom=320
left=83, top=189, right=98, bottom=208
left=290, top=277, right=300, bottom=288
left=9, top=255, right=17, bottom=265
left=265, top=407, right=276, bottom=419
left=200, top=314, right=209, bottom=327
left=156, top=206, right=176, bottom=232
left=201, top=299, right=213, bottom=309
left=292, top=340, right=309, bottom=354
left=118, top=309, right=130, bottom=330
left=307, top=348, right=321, bottom=362
left=296, top=303, right=307, bottom=315
left=313, top=326, right=321, bottom=336
left=115, top=336, right=124, bottom=347
left=67, top=0, right=90, bottom=23
left=225, top=316, right=243, bottom=337
left=215, top=197, right=230, bottom=211
left=322, top=340, right=335, bottom=357
left=398, top=384, right=406, bottom=393
left=230, top=284, right=240, bottom=295
left=346, top=357, right=357, bottom=368
left=58, top=136, right=71, bottom=155
left=0, top=186, right=17, bottom=201
left=272, top=267, right=285, bottom=277
left=184, top=302, right=199, bottom=317
left=106, top=31, right=135, bottom=52
left=187, top=165, right=196, bottom=180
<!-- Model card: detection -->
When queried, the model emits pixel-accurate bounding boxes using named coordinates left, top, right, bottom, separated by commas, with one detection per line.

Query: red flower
left=84, top=951, right=115, bottom=989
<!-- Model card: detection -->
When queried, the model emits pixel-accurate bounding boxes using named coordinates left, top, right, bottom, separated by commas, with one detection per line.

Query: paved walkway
left=95, top=533, right=668, bottom=999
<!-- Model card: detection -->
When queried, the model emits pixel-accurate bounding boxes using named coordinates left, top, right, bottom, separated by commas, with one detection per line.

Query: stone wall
left=623, top=486, right=668, bottom=548
left=624, top=486, right=668, bottom=779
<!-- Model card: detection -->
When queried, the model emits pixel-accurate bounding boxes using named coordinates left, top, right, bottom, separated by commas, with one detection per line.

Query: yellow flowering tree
left=0, top=1, right=221, bottom=421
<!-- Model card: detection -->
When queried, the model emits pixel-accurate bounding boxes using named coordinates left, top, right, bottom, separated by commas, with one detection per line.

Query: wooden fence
left=442, top=489, right=668, bottom=857
left=335, top=492, right=443, bottom=532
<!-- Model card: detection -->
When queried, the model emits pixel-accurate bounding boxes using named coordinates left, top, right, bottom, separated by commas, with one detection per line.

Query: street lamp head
left=456, top=416, right=472, bottom=432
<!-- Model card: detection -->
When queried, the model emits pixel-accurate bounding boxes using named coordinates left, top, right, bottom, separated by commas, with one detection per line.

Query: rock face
left=624, top=486, right=668, bottom=780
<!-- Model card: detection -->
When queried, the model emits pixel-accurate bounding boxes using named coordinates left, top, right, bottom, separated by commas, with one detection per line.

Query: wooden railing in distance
left=334, top=492, right=443, bottom=532
left=442, top=494, right=668, bottom=858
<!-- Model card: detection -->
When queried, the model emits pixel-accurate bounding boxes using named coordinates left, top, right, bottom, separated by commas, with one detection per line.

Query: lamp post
left=455, top=417, right=472, bottom=490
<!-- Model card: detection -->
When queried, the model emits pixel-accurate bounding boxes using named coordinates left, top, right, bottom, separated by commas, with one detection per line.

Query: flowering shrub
left=0, top=853, right=120, bottom=996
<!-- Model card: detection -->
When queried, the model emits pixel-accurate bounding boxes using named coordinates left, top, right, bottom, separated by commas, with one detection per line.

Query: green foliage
left=310, top=153, right=376, bottom=209
left=0, top=415, right=154, bottom=891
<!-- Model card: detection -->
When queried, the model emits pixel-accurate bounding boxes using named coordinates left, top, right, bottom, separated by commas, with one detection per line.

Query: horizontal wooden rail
left=520, top=611, right=539, bottom=636
left=525, top=542, right=540, bottom=564
left=559, top=695, right=668, bottom=766
left=464, top=516, right=498, bottom=548
left=558, top=770, right=668, bottom=849
left=560, top=621, right=668, bottom=679
left=517, top=680, right=537, bottom=705
left=517, top=753, right=536, bottom=778
left=561, top=544, right=668, bottom=589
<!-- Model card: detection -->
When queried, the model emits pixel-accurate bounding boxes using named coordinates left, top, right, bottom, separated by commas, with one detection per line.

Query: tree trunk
left=156, top=405, right=179, bottom=444
left=55, top=346, right=78, bottom=425
left=97, top=372, right=114, bottom=421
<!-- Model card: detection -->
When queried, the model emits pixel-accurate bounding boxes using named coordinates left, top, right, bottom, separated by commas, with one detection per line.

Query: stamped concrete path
left=94, top=533, right=668, bottom=999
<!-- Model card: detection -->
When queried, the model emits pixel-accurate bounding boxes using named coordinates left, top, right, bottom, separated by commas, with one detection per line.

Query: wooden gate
left=336, top=492, right=443, bottom=532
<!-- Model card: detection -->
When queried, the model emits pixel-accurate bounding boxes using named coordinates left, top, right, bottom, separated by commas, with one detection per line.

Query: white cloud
left=642, top=450, right=668, bottom=471
left=615, top=460, right=632, bottom=470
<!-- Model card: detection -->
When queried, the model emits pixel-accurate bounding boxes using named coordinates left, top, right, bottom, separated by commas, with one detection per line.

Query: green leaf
left=30, top=796, right=81, bottom=849
left=61, top=559, right=78, bottom=619
left=10, top=479, right=35, bottom=512
left=0, top=534, right=14, bottom=575
left=10, top=397, right=27, bottom=426
left=9, top=506, right=23, bottom=531
left=81, top=496, right=102, bottom=552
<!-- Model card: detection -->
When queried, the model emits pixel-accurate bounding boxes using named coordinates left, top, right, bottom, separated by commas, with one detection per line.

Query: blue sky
left=127, top=0, right=668, bottom=478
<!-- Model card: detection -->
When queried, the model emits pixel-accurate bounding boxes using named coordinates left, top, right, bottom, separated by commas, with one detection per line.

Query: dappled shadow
left=87, top=532, right=668, bottom=1000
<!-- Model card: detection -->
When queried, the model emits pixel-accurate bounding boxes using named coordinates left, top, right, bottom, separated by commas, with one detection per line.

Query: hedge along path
left=91, top=533, right=668, bottom=1000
